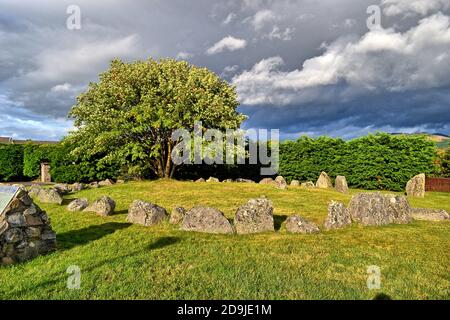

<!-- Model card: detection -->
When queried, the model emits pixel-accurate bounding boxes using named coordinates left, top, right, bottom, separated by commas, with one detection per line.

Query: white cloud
left=263, top=26, right=295, bottom=41
left=176, top=51, right=193, bottom=60
left=206, top=36, right=247, bottom=55
left=251, top=9, right=277, bottom=30
left=222, top=13, right=236, bottom=25
left=233, top=13, right=450, bottom=105
left=382, top=0, right=450, bottom=17
left=51, top=83, right=72, bottom=92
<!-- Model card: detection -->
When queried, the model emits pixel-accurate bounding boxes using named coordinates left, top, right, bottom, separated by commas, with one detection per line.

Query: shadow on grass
left=7, top=236, right=181, bottom=297
left=373, top=293, right=392, bottom=300
left=274, top=215, right=288, bottom=231
left=57, top=222, right=132, bottom=250
left=62, top=198, right=77, bottom=206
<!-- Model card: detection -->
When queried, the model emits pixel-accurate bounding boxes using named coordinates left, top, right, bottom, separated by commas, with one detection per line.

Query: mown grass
left=0, top=180, right=449, bottom=300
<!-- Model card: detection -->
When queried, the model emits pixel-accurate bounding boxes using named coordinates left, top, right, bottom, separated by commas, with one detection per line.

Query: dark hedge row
left=279, top=133, right=439, bottom=191
left=0, top=133, right=443, bottom=190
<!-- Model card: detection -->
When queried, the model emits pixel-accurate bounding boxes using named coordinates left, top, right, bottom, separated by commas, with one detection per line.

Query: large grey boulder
left=316, top=172, right=333, bottom=189
left=127, top=200, right=167, bottom=226
left=348, top=193, right=412, bottom=226
left=98, top=179, right=114, bottom=187
left=409, top=208, right=450, bottom=221
left=335, top=176, right=349, bottom=194
left=324, top=201, right=352, bottom=230
left=84, top=196, right=116, bottom=216
left=195, top=178, right=205, bottom=183
left=406, top=173, right=425, bottom=198
left=89, top=181, right=100, bottom=189
left=181, top=207, right=234, bottom=234
left=53, top=184, right=71, bottom=195
left=259, top=178, right=275, bottom=185
left=285, top=216, right=320, bottom=234
left=274, top=176, right=288, bottom=190
left=301, top=181, right=315, bottom=188
left=169, top=207, right=187, bottom=225
left=37, top=188, right=63, bottom=205
left=67, top=198, right=89, bottom=212
left=70, top=183, right=84, bottom=192
left=290, top=180, right=300, bottom=187
left=235, top=178, right=255, bottom=183
left=28, top=185, right=43, bottom=198
left=234, top=198, right=274, bottom=234
left=206, top=177, right=220, bottom=183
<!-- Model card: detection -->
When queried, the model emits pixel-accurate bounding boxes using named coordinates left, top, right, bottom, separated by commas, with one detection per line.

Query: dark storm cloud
left=0, top=0, right=449, bottom=140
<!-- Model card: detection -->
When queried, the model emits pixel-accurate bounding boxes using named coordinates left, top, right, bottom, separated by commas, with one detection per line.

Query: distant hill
left=390, top=132, right=449, bottom=150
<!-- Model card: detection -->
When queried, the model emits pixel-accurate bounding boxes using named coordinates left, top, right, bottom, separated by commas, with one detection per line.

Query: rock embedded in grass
left=98, top=179, right=115, bottom=187
left=274, top=176, right=288, bottom=190
left=37, top=188, right=63, bottom=205
left=409, top=208, right=449, bottom=221
left=301, top=181, right=315, bottom=188
left=235, top=178, right=255, bottom=183
left=67, top=198, right=89, bottom=212
left=316, top=172, right=333, bottom=189
left=206, top=177, right=220, bottom=183
left=285, top=216, right=320, bottom=234
left=195, top=178, right=205, bottom=183
left=259, top=178, right=274, bottom=185
left=70, top=183, right=84, bottom=192
left=169, top=207, right=186, bottom=225
left=234, top=198, right=275, bottom=234
left=127, top=200, right=167, bottom=226
left=290, top=180, right=300, bottom=187
left=335, top=176, right=349, bottom=194
left=324, top=200, right=351, bottom=230
left=27, top=184, right=43, bottom=198
left=89, top=181, right=100, bottom=189
left=84, top=196, right=116, bottom=216
left=406, top=173, right=425, bottom=198
left=181, top=207, right=234, bottom=234
left=53, top=184, right=71, bottom=195
left=223, top=179, right=233, bottom=183
left=348, top=193, right=412, bottom=226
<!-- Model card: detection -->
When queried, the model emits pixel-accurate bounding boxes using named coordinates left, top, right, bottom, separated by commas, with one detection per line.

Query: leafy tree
left=0, top=144, right=24, bottom=181
left=67, top=58, right=246, bottom=178
left=441, top=149, right=450, bottom=177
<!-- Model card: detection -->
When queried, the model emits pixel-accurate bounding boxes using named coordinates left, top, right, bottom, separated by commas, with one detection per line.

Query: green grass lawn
left=1, top=180, right=449, bottom=300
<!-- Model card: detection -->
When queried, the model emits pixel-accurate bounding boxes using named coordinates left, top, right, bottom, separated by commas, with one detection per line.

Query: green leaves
left=67, top=58, right=245, bottom=178
left=279, top=133, right=438, bottom=191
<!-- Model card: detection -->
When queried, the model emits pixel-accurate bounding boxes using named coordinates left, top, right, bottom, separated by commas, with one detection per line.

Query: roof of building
left=0, top=136, right=58, bottom=145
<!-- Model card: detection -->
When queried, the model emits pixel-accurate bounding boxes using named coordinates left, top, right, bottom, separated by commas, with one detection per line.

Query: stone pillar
left=40, top=162, right=51, bottom=183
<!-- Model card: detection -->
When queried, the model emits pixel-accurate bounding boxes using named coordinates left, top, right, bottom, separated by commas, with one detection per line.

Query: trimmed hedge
left=279, top=133, right=438, bottom=191
left=0, top=144, right=24, bottom=181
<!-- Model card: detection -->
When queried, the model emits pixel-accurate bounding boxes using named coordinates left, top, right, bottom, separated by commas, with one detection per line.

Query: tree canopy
left=67, top=58, right=246, bottom=178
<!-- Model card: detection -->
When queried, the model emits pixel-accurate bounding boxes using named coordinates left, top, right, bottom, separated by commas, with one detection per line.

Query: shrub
left=279, top=133, right=438, bottom=191
left=0, top=144, right=24, bottom=181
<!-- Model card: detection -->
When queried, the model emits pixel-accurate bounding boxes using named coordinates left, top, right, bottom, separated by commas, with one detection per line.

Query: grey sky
left=0, top=0, right=449, bottom=140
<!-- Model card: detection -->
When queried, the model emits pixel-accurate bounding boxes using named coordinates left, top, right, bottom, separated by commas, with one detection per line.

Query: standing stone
left=274, top=176, right=288, bottom=190
left=409, top=208, right=450, bottom=221
left=324, top=201, right=351, bottom=230
left=301, top=181, right=315, bottom=188
left=316, top=172, right=333, bottom=189
left=181, top=207, right=234, bottom=234
left=259, top=178, right=275, bottom=185
left=290, top=180, right=300, bottom=187
left=285, top=215, right=320, bottom=234
left=84, top=196, right=116, bottom=216
left=348, top=193, right=412, bottom=226
left=67, top=198, right=89, bottom=212
left=406, top=173, right=426, bottom=198
left=169, top=207, right=187, bottom=225
left=335, top=176, right=349, bottom=194
left=206, top=177, right=220, bottom=183
left=37, top=189, right=63, bottom=205
left=127, top=200, right=167, bottom=226
left=234, top=198, right=274, bottom=234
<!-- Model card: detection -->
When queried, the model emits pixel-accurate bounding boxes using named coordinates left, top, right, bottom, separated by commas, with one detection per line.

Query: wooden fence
left=425, top=177, right=450, bottom=192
